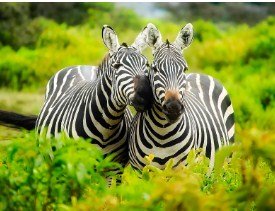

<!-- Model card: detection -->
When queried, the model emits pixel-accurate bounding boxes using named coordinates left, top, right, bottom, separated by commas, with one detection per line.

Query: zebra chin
left=130, top=95, right=153, bottom=112
left=163, top=112, right=182, bottom=124
left=162, top=99, right=184, bottom=123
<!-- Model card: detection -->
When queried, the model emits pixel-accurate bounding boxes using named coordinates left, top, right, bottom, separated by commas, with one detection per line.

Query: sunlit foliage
left=0, top=130, right=274, bottom=210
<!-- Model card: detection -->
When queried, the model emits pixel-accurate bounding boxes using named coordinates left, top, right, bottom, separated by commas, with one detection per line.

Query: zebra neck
left=142, top=103, right=193, bottom=141
left=145, top=103, right=182, bottom=129
left=97, top=54, right=110, bottom=77
left=90, top=69, right=126, bottom=120
left=104, top=66, right=128, bottom=109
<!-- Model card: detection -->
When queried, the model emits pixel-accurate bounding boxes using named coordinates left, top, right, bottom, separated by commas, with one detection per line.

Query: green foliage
left=110, top=7, right=143, bottom=31
left=0, top=47, right=38, bottom=90
left=183, top=17, right=275, bottom=131
left=0, top=132, right=120, bottom=210
left=0, top=3, right=30, bottom=48
left=86, top=5, right=144, bottom=32
left=0, top=129, right=273, bottom=210
left=193, top=20, right=222, bottom=42
left=0, top=3, right=46, bottom=49
left=245, top=17, right=275, bottom=61
left=0, top=18, right=109, bottom=90
left=29, top=2, right=115, bottom=26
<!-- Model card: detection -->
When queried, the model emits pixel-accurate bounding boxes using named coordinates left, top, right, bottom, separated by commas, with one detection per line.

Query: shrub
left=245, top=16, right=275, bottom=61
left=0, top=132, right=120, bottom=210
left=0, top=129, right=274, bottom=210
left=193, top=19, right=222, bottom=42
left=0, top=47, right=37, bottom=90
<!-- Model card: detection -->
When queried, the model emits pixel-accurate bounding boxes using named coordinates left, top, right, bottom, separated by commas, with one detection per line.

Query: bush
left=0, top=3, right=46, bottom=49
left=0, top=132, right=120, bottom=210
left=0, top=3, right=115, bottom=49
left=245, top=16, right=275, bottom=61
left=193, top=19, right=222, bottom=42
left=86, top=5, right=144, bottom=32
left=0, top=47, right=38, bottom=90
left=0, top=129, right=274, bottom=210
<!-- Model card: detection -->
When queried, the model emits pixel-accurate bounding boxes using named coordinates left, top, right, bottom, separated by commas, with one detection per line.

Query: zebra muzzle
left=163, top=100, right=184, bottom=123
left=130, top=95, right=150, bottom=112
left=131, top=75, right=154, bottom=112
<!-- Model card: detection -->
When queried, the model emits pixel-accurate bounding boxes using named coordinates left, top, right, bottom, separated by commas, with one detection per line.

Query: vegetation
left=156, top=2, right=275, bottom=26
left=0, top=2, right=274, bottom=210
left=0, top=130, right=274, bottom=210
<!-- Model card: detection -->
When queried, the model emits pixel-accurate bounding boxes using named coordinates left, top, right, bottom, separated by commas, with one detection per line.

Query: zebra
left=0, top=25, right=152, bottom=130
left=0, top=25, right=153, bottom=167
left=35, top=24, right=155, bottom=165
left=129, top=23, right=235, bottom=172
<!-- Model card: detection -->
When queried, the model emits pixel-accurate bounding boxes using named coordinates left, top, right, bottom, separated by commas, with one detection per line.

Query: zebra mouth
left=134, top=104, right=146, bottom=112
left=163, top=111, right=182, bottom=124
left=162, top=100, right=184, bottom=123
left=130, top=98, right=147, bottom=112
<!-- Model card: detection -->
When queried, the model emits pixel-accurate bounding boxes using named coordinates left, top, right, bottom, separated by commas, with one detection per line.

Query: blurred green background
left=0, top=2, right=275, bottom=136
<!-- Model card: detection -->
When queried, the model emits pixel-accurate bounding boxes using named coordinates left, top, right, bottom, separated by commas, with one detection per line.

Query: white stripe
left=224, top=104, right=234, bottom=121
left=228, top=124, right=235, bottom=140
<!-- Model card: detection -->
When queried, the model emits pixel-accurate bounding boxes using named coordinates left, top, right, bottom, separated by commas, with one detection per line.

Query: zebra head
left=102, top=25, right=153, bottom=112
left=145, top=23, right=194, bottom=123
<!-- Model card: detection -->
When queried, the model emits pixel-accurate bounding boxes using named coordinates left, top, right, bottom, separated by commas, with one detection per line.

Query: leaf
left=214, top=145, right=235, bottom=177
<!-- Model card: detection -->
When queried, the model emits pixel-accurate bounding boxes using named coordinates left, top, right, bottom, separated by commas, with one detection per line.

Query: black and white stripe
left=129, top=23, right=234, bottom=171
left=36, top=25, right=153, bottom=165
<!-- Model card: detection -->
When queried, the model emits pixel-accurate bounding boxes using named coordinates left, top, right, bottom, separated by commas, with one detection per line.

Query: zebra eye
left=112, top=63, right=123, bottom=69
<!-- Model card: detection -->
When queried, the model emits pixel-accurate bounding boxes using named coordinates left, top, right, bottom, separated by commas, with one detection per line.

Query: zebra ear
left=131, top=26, right=149, bottom=53
left=145, top=23, right=163, bottom=53
left=173, top=23, right=193, bottom=52
left=102, top=25, right=120, bottom=55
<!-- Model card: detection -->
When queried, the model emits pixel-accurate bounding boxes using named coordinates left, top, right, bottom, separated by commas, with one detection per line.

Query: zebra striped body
left=129, top=73, right=234, bottom=170
left=44, top=65, right=98, bottom=101
left=36, top=25, right=153, bottom=165
left=129, top=23, right=234, bottom=171
left=36, top=64, right=132, bottom=164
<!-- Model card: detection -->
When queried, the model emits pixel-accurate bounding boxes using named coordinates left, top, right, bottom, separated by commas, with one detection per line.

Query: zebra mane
left=98, top=53, right=110, bottom=73
left=166, top=39, right=170, bottom=48
left=121, top=42, right=128, bottom=47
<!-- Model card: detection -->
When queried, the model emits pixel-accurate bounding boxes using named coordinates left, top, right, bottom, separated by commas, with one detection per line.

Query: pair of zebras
left=0, top=23, right=234, bottom=172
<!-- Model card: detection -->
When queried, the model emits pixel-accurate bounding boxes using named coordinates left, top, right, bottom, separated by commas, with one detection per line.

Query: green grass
left=0, top=89, right=44, bottom=114
left=0, top=89, right=44, bottom=140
